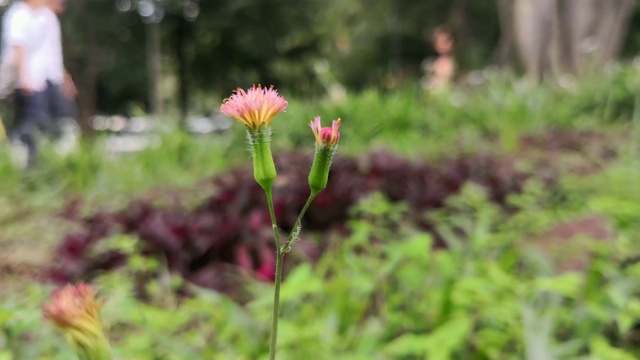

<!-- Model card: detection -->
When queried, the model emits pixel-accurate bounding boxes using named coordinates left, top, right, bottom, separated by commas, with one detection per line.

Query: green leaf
left=590, top=336, right=636, bottom=360
left=535, top=273, right=583, bottom=298
left=384, top=317, right=472, bottom=359
left=0, top=308, right=12, bottom=325
left=280, top=263, right=323, bottom=301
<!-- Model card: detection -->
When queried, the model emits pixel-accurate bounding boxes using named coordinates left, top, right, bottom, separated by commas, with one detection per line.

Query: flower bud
left=308, top=117, right=341, bottom=194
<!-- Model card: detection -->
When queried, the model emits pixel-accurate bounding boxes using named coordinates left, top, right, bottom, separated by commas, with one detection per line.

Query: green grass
left=2, top=63, right=638, bottom=201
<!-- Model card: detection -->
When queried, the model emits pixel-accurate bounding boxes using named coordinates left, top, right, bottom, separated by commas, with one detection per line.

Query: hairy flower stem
left=265, top=188, right=283, bottom=360
left=265, top=188, right=320, bottom=360
left=282, top=192, right=317, bottom=252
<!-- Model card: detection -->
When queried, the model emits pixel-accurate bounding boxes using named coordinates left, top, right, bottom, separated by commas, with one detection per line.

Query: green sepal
left=247, top=126, right=277, bottom=191
left=308, top=144, right=336, bottom=194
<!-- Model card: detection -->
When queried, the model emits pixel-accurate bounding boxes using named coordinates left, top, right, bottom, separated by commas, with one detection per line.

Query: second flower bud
left=308, top=116, right=341, bottom=194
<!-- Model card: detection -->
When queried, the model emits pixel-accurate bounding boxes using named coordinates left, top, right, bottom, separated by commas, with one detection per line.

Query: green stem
left=74, top=332, right=112, bottom=360
left=282, top=192, right=317, bottom=252
left=266, top=189, right=320, bottom=359
left=265, top=188, right=283, bottom=360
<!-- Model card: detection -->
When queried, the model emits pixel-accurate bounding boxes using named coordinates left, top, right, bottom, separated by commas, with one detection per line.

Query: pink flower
left=43, top=283, right=103, bottom=330
left=309, top=116, right=341, bottom=146
left=220, top=85, right=288, bottom=129
left=43, top=283, right=111, bottom=358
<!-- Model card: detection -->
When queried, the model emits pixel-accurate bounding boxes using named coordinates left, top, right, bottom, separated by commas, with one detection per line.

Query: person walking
left=43, top=0, right=78, bottom=150
left=2, top=0, right=52, bottom=168
left=45, top=0, right=76, bottom=118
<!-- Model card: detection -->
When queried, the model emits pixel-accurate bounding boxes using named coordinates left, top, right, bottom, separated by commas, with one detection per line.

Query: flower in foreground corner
left=43, top=283, right=111, bottom=360
left=220, top=85, right=288, bottom=130
left=308, top=116, right=341, bottom=194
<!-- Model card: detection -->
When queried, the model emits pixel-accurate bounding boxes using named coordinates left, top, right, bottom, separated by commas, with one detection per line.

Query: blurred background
left=2, top=0, right=639, bottom=125
left=2, top=0, right=640, bottom=359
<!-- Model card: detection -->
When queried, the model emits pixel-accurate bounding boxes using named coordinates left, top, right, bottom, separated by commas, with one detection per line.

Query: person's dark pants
left=9, top=89, right=48, bottom=167
left=45, top=81, right=78, bottom=139
left=9, top=82, right=77, bottom=167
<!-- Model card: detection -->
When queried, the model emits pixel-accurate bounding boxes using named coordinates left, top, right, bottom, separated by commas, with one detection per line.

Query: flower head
left=44, top=283, right=111, bottom=360
left=44, top=282, right=102, bottom=330
left=310, top=116, right=341, bottom=147
left=220, top=85, right=288, bottom=130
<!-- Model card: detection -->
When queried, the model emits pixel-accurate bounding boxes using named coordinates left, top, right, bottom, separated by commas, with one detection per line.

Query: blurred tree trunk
left=146, top=21, right=163, bottom=117
left=514, top=0, right=555, bottom=81
left=449, top=0, right=468, bottom=55
left=493, top=0, right=517, bottom=68
left=500, top=0, right=634, bottom=80
left=387, top=3, right=402, bottom=80
left=76, top=4, right=99, bottom=133
left=176, top=16, right=191, bottom=128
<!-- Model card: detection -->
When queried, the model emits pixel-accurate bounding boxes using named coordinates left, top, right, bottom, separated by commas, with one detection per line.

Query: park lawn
left=1, top=68, right=640, bottom=358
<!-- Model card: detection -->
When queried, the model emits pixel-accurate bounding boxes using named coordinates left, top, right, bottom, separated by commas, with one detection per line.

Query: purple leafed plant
left=54, top=128, right=623, bottom=296
left=51, top=150, right=540, bottom=292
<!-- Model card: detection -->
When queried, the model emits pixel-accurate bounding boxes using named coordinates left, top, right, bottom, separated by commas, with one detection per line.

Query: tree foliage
left=53, top=0, right=502, bottom=116
left=2, top=0, right=637, bottom=117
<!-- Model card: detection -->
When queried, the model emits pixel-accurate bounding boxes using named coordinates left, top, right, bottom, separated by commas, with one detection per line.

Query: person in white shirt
left=44, top=0, right=77, bottom=139
left=2, top=0, right=51, bottom=167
